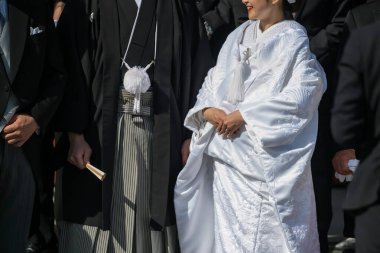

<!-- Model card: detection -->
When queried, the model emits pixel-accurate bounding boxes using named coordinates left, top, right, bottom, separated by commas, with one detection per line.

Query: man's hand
left=3, top=114, right=39, bottom=147
left=218, top=110, right=245, bottom=138
left=332, top=149, right=356, bottom=175
left=67, top=132, right=92, bottom=169
left=203, top=107, right=227, bottom=129
left=181, top=139, right=191, bottom=166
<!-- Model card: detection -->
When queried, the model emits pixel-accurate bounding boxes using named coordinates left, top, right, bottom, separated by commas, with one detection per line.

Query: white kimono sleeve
left=184, top=28, right=239, bottom=134
left=239, top=42, right=326, bottom=148
left=184, top=67, right=218, bottom=133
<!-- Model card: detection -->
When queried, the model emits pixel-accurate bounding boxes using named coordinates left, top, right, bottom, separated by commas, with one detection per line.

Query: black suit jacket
left=295, top=0, right=364, bottom=69
left=334, top=0, right=380, bottom=150
left=0, top=1, right=65, bottom=169
left=331, top=21, right=380, bottom=211
left=0, top=0, right=64, bottom=132
left=0, top=0, right=65, bottom=231
left=345, top=0, right=380, bottom=30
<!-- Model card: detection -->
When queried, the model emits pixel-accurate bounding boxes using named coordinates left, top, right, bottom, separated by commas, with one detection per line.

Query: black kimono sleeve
left=54, top=0, right=93, bottom=133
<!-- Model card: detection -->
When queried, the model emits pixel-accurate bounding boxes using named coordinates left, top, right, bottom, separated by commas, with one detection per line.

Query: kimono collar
left=236, top=20, right=306, bottom=49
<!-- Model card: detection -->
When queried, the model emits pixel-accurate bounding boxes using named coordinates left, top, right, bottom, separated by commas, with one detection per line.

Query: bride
left=174, top=0, right=326, bottom=252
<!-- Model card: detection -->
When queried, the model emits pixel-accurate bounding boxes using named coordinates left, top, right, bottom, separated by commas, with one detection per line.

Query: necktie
left=0, top=0, right=10, bottom=76
left=0, top=0, right=7, bottom=36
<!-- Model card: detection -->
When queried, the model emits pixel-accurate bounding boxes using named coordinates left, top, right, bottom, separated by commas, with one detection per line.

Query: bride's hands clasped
left=203, top=107, right=227, bottom=127
left=203, top=108, right=246, bottom=138
left=219, top=110, right=245, bottom=137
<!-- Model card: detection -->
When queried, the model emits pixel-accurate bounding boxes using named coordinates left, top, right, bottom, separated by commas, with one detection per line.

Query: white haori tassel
left=122, top=60, right=153, bottom=113
left=227, top=61, right=245, bottom=103
left=227, top=48, right=250, bottom=104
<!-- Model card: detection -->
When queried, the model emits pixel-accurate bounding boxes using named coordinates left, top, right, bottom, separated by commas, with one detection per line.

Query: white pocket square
left=335, top=159, right=360, bottom=183
left=30, top=26, right=45, bottom=36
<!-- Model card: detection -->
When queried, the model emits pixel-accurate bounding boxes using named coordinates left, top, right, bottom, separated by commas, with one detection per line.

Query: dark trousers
left=0, top=139, right=35, bottom=253
left=312, top=170, right=332, bottom=253
left=343, top=210, right=355, bottom=237
left=355, top=202, right=380, bottom=253
left=311, top=134, right=333, bottom=253
left=28, top=130, right=57, bottom=251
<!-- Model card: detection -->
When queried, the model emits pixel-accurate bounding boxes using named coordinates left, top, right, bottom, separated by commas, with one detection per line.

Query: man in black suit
left=0, top=0, right=65, bottom=252
left=25, top=3, right=67, bottom=252
left=331, top=0, right=380, bottom=249
left=294, top=0, right=365, bottom=251
left=331, top=21, right=380, bottom=253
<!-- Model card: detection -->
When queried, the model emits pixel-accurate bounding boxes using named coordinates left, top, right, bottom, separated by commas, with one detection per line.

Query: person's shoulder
left=280, top=20, right=308, bottom=38
left=271, top=20, right=308, bottom=47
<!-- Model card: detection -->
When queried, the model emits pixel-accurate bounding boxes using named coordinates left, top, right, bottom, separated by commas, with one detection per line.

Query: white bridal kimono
left=174, top=20, right=327, bottom=253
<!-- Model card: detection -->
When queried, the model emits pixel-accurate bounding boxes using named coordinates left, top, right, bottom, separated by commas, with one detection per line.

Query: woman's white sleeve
left=184, top=67, right=218, bottom=133
left=239, top=44, right=326, bottom=148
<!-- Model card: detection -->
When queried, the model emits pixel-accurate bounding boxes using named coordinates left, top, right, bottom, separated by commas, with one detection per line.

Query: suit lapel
left=133, top=0, right=156, bottom=43
left=8, top=0, right=28, bottom=83
left=0, top=53, right=9, bottom=85
left=126, top=0, right=156, bottom=65
left=98, top=0, right=121, bottom=229
left=121, top=0, right=138, bottom=43
left=116, top=0, right=137, bottom=60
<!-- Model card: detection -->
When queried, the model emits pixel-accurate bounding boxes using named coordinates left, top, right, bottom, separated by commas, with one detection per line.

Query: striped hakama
left=59, top=89, right=178, bottom=253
